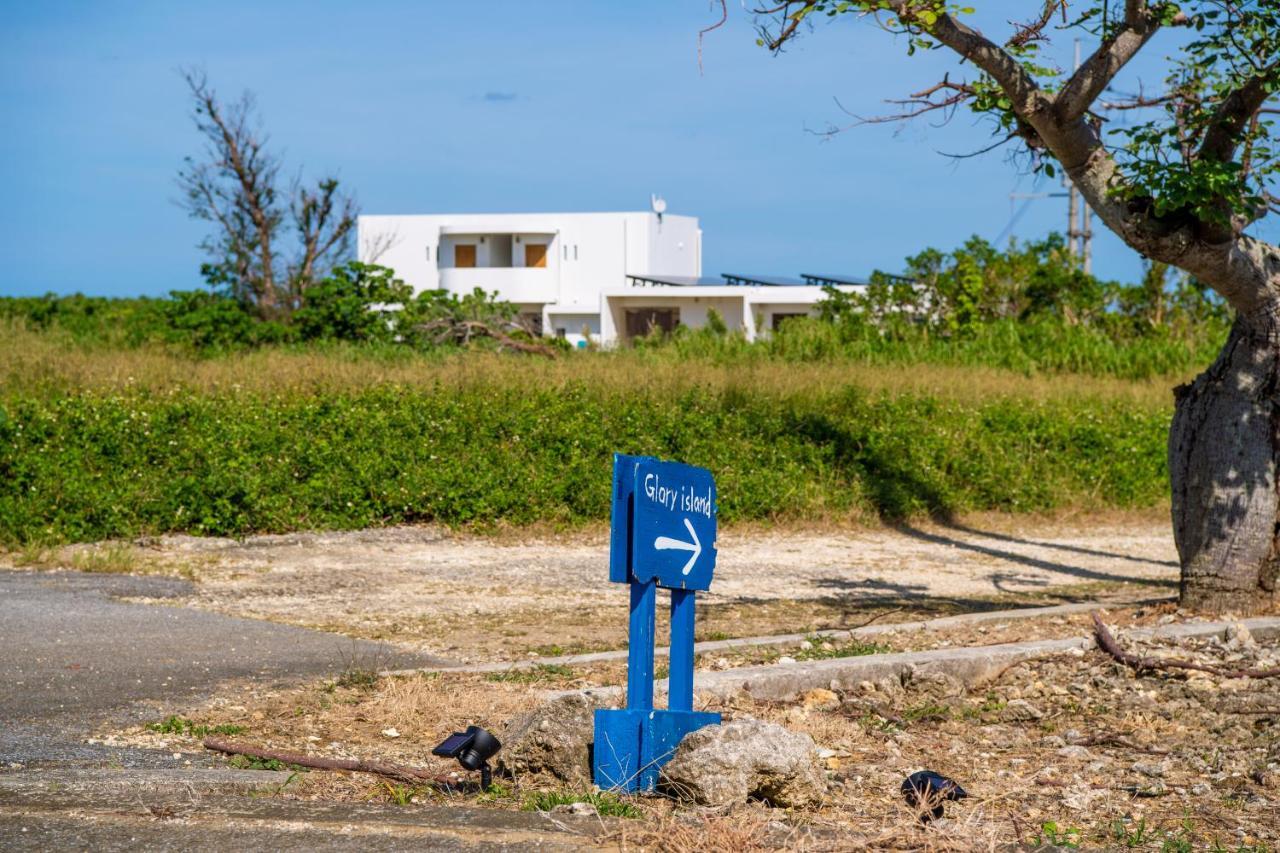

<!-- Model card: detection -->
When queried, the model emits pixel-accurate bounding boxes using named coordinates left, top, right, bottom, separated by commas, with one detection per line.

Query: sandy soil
left=124, top=514, right=1178, bottom=662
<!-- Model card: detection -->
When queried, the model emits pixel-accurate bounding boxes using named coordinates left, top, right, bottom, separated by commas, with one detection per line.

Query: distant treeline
left=0, top=234, right=1231, bottom=380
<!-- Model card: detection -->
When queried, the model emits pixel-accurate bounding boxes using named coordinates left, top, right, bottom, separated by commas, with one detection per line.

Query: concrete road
left=0, top=769, right=606, bottom=850
left=0, top=569, right=450, bottom=766
left=0, top=571, right=604, bottom=849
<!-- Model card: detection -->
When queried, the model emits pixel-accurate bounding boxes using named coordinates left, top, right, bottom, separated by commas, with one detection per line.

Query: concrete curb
left=561, top=615, right=1280, bottom=704
left=382, top=598, right=1171, bottom=677
left=0, top=768, right=294, bottom=800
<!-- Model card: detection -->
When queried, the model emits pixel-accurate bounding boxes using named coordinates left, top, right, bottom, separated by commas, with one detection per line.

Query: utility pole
left=1067, top=39, right=1094, bottom=273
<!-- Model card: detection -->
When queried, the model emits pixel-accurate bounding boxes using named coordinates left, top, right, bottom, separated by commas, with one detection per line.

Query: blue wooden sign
left=594, top=453, right=721, bottom=793
left=632, top=458, right=716, bottom=591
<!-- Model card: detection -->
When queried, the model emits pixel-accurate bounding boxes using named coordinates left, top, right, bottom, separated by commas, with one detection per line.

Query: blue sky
left=0, top=1, right=1242, bottom=297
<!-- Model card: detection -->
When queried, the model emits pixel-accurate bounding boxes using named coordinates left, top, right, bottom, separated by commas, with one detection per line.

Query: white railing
left=439, top=267, right=557, bottom=303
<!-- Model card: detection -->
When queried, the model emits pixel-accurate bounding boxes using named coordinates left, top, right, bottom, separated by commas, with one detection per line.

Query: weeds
left=228, top=754, right=291, bottom=772
left=335, top=667, right=380, bottom=691
left=378, top=781, right=430, bottom=806
left=1032, top=821, right=1083, bottom=848
left=522, top=790, right=642, bottom=819
left=146, top=715, right=244, bottom=738
left=485, top=664, right=575, bottom=684
left=793, top=636, right=891, bottom=661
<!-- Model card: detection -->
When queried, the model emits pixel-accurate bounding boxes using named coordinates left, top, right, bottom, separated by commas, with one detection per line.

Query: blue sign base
left=593, top=708, right=721, bottom=793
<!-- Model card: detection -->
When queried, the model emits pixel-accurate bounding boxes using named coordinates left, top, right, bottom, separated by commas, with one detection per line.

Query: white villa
left=357, top=208, right=865, bottom=347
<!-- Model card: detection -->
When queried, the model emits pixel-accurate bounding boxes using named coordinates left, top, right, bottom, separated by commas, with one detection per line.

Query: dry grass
left=3, top=540, right=199, bottom=579
left=0, top=323, right=1178, bottom=406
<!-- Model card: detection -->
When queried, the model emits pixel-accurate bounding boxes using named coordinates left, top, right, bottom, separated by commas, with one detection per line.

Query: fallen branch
left=1073, top=733, right=1169, bottom=756
left=1092, top=613, right=1280, bottom=680
left=203, top=737, right=449, bottom=786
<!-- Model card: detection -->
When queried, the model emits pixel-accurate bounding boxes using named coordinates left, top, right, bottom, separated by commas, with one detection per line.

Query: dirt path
left=133, top=515, right=1177, bottom=662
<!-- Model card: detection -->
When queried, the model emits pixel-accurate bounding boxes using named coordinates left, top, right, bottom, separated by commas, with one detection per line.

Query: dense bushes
left=1, top=263, right=524, bottom=353
left=0, top=382, right=1168, bottom=545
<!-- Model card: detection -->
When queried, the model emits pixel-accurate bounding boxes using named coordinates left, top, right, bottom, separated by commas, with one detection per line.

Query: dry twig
left=1092, top=612, right=1280, bottom=680
left=203, top=737, right=449, bottom=786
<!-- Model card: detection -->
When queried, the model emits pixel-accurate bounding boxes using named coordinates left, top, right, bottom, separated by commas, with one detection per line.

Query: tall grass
left=0, top=321, right=1184, bottom=407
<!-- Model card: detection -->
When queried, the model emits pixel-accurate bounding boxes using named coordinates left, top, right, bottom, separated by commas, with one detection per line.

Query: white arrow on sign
left=654, top=517, right=702, bottom=576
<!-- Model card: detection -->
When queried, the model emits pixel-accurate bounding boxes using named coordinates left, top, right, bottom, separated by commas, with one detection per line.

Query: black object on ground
left=901, top=769, right=968, bottom=822
left=433, top=726, right=502, bottom=791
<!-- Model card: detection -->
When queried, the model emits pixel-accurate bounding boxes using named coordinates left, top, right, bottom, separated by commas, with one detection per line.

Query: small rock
left=1191, top=782, right=1212, bottom=796
left=1057, top=745, right=1092, bottom=760
left=710, top=657, right=731, bottom=671
left=1001, top=699, right=1044, bottom=722
left=801, top=688, right=840, bottom=712
left=777, top=656, right=798, bottom=665
left=659, top=718, right=827, bottom=808
left=907, top=671, right=963, bottom=699
left=551, top=801, right=597, bottom=816
left=858, top=680, right=876, bottom=694
left=498, top=693, right=611, bottom=784
left=799, top=640, right=814, bottom=651
left=307, top=735, right=321, bottom=742
left=820, top=642, right=834, bottom=652
left=1133, top=760, right=1166, bottom=778
left=381, top=727, right=401, bottom=739
left=1226, top=622, right=1258, bottom=651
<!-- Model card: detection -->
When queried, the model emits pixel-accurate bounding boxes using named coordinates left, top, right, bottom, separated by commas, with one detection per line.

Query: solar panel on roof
left=720, top=273, right=809, bottom=287
left=800, top=273, right=870, bottom=287
left=626, top=274, right=726, bottom=287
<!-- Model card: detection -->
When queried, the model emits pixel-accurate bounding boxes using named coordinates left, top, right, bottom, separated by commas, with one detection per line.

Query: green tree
left=294, top=262, right=415, bottom=343
left=750, top=1, right=1280, bottom=613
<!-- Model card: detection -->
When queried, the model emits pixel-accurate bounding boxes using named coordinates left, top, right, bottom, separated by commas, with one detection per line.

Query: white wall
left=546, top=312, right=600, bottom=349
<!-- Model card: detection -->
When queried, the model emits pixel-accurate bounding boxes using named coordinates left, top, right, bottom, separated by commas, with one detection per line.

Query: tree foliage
left=819, top=233, right=1227, bottom=337
left=751, top=1, right=1278, bottom=314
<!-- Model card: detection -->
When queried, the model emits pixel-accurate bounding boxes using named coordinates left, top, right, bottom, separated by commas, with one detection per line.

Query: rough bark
left=1170, top=314, right=1280, bottom=613
left=759, top=1, right=1280, bottom=612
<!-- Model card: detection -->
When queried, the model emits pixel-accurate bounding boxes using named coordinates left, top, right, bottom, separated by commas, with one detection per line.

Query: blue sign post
left=593, top=453, right=722, bottom=792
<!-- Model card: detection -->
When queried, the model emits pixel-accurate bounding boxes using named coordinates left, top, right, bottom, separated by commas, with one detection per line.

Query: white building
left=357, top=209, right=862, bottom=347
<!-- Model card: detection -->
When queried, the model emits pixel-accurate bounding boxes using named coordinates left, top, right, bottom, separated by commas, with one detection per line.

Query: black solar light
left=900, top=769, right=968, bottom=823
left=432, top=725, right=501, bottom=791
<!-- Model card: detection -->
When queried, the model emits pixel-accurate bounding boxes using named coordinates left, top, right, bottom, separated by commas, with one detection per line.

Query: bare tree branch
left=1056, top=0, right=1170, bottom=122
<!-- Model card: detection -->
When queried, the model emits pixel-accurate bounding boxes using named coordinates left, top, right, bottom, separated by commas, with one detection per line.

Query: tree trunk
left=1170, top=314, right=1280, bottom=613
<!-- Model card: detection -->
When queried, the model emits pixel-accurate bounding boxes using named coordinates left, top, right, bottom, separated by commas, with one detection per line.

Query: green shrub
left=0, top=382, right=1169, bottom=545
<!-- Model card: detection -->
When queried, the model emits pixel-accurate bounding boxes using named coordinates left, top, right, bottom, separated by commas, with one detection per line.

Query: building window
left=771, top=312, right=807, bottom=331
left=525, top=243, right=548, bottom=268
left=625, top=308, right=678, bottom=340
left=573, top=245, right=578, bottom=260
left=425, top=246, right=431, bottom=261
left=555, top=327, right=567, bottom=338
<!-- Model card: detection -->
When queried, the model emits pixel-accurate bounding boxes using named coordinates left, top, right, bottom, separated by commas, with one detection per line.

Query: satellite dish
left=651, top=194, right=666, bottom=224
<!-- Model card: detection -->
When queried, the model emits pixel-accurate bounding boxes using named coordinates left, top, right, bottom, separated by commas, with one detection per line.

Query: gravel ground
left=98, top=615, right=1279, bottom=851
left=132, top=515, right=1175, bottom=660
